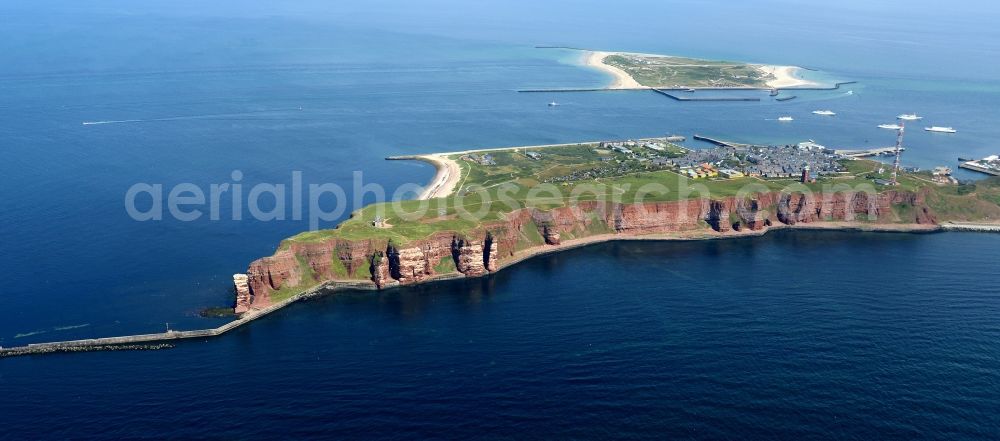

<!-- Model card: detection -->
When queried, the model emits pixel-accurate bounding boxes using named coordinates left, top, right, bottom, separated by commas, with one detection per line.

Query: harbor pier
left=833, top=147, right=901, bottom=158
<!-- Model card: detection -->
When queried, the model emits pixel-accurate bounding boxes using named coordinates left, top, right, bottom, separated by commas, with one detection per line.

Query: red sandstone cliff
left=234, top=189, right=937, bottom=312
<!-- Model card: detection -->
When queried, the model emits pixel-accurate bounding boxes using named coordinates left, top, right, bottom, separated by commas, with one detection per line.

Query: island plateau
left=577, top=49, right=818, bottom=89
left=6, top=136, right=1000, bottom=357
left=233, top=138, right=1000, bottom=314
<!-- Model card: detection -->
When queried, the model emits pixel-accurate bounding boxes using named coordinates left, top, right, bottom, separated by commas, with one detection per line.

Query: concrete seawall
left=941, top=222, right=1000, bottom=232
left=1, top=280, right=377, bottom=358
left=651, top=88, right=760, bottom=102
left=692, top=135, right=749, bottom=148
left=517, top=88, right=632, bottom=93
left=517, top=81, right=857, bottom=94
left=958, top=162, right=1000, bottom=177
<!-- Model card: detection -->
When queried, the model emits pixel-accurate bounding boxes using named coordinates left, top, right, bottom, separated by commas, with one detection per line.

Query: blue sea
left=2, top=1, right=1000, bottom=439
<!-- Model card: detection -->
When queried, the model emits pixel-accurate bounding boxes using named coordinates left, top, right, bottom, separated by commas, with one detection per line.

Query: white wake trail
left=82, top=119, right=145, bottom=125
left=82, top=107, right=305, bottom=126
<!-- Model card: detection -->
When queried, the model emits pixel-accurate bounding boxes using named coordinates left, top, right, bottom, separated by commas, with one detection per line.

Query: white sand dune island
left=579, top=49, right=818, bottom=90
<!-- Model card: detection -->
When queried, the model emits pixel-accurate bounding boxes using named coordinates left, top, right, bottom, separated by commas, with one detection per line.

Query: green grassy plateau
left=280, top=142, right=1000, bottom=248
left=603, top=53, right=773, bottom=88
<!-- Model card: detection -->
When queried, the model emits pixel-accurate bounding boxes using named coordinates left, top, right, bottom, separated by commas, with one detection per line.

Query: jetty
left=651, top=88, right=760, bottom=102
left=516, top=81, right=858, bottom=94
left=784, top=81, right=857, bottom=91
left=941, top=222, right=1000, bottom=232
left=517, top=88, right=627, bottom=93
left=534, top=45, right=589, bottom=51
left=833, top=147, right=900, bottom=158
left=1, top=280, right=376, bottom=358
left=692, top=135, right=751, bottom=148
left=959, top=159, right=1000, bottom=176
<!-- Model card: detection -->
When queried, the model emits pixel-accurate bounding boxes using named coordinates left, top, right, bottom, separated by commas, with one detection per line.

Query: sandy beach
left=416, top=154, right=462, bottom=200
left=415, top=140, right=609, bottom=200
left=756, top=64, right=819, bottom=88
left=583, top=51, right=647, bottom=90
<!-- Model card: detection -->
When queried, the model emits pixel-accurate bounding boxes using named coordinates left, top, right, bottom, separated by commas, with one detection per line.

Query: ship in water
left=898, top=113, right=923, bottom=121
left=878, top=123, right=903, bottom=130
left=778, top=116, right=794, bottom=122
left=925, top=126, right=957, bottom=133
left=959, top=155, right=1000, bottom=176
left=812, top=110, right=836, bottom=116
left=547, top=101, right=559, bottom=107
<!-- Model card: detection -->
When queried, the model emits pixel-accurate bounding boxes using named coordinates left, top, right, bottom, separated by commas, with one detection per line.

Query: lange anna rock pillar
left=233, top=274, right=252, bottom=314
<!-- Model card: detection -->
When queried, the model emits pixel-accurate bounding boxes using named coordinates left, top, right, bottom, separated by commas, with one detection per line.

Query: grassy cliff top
left=283, top=142, right=1000, bottom=248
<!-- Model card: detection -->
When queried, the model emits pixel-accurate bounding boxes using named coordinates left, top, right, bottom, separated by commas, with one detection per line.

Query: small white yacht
left=925, top=126, right=957, bottom=133
left=548, top=101, right=560, bottom=107
left=778, top=116, right=794, bottom=122
left=898, top=113, right=922, bottom=121
left=812, top=110, right=836, bottom=116
left=878, top=123, right=903, bottom=130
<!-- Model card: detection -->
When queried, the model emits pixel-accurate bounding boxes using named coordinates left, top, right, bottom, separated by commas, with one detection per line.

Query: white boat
left=898, top=113, right=922, bottom=121
left=925, top=126, right=957, bottom=133
left=812, top=110, right=836, bottom=116
left=778, top=116, right=794, bottom=122
left=878, top=123, right=903, bottom=130
left=547, top=102, right=559, bottom=107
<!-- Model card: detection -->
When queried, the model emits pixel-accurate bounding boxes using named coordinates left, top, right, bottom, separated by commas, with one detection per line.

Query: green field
left=603, top=53, right=773, bottom=88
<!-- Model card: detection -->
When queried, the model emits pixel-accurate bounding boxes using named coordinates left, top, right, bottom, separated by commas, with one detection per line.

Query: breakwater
left=789, top=81, right=857, bottom=91
left=651, top=88, right=761, bottom=102
left=0, top=280, right=376, bottom=359
left=534, top=45, right=589, bottom=51
left=1, top=343, right=175, bottom=358
left=941, top=222, right=1000, bottom=232
left=517, top=88, right=629, bottom=93
left=959, top=162, right=1000, bottom=176
left=692, top=135, right=751, bottom=148
left=517, top=81, right=857, bottom=94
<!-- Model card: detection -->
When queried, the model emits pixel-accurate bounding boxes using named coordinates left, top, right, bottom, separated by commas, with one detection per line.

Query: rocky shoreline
left=236, top=188, right=939, bottom=312
left=7, top=185, right=997, bottom=359
left=1, top=219, right=982, bottom=360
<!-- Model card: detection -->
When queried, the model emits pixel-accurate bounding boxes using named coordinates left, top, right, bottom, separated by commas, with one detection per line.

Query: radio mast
left=890, top=120, right=905, bottom=186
